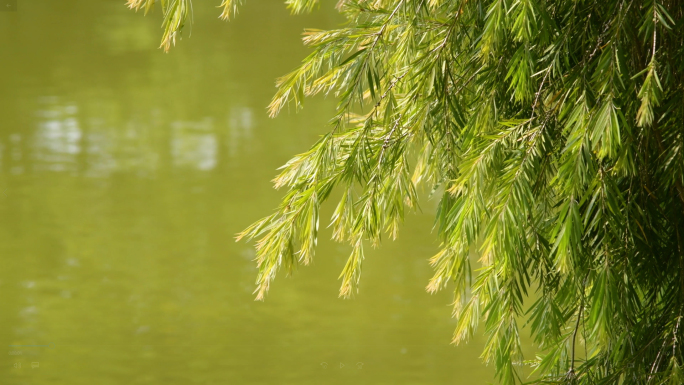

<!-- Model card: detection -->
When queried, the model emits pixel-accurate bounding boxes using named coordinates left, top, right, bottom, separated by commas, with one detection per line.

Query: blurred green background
left=0, top=1, right=493, bottom=383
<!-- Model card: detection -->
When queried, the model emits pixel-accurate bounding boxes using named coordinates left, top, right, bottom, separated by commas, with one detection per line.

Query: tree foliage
left=128, top=0, right=684, bottom=383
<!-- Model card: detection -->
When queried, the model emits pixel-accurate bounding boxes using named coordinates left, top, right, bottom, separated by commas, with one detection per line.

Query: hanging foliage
left=130, top=1, right=684, bottom=383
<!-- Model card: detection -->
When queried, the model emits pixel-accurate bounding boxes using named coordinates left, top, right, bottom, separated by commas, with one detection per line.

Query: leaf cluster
left=130, top=1, right=684, bottom=384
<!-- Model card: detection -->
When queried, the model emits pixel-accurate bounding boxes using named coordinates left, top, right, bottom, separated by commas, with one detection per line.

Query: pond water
left=0, top=1, right=493, bottom=384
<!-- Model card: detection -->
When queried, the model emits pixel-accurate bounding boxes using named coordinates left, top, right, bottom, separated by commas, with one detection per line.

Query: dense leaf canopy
left=128, top=0, right=684, bottom=383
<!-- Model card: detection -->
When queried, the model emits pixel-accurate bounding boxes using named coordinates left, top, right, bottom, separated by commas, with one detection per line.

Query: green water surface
left=0, top=1, right=493, bottom=384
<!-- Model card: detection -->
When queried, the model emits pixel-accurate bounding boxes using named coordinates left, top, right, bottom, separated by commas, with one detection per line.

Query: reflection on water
left=34, top=99, right=82, bottom=172
left=19, top=100, right=255, bottom=175
left=0, top=1, right=494, bottom=384
left=170, top=118, right=218, bottom=170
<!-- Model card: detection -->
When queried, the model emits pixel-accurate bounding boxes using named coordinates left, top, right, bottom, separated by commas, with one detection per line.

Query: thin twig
left=569, top=273, right=590, bottom=377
